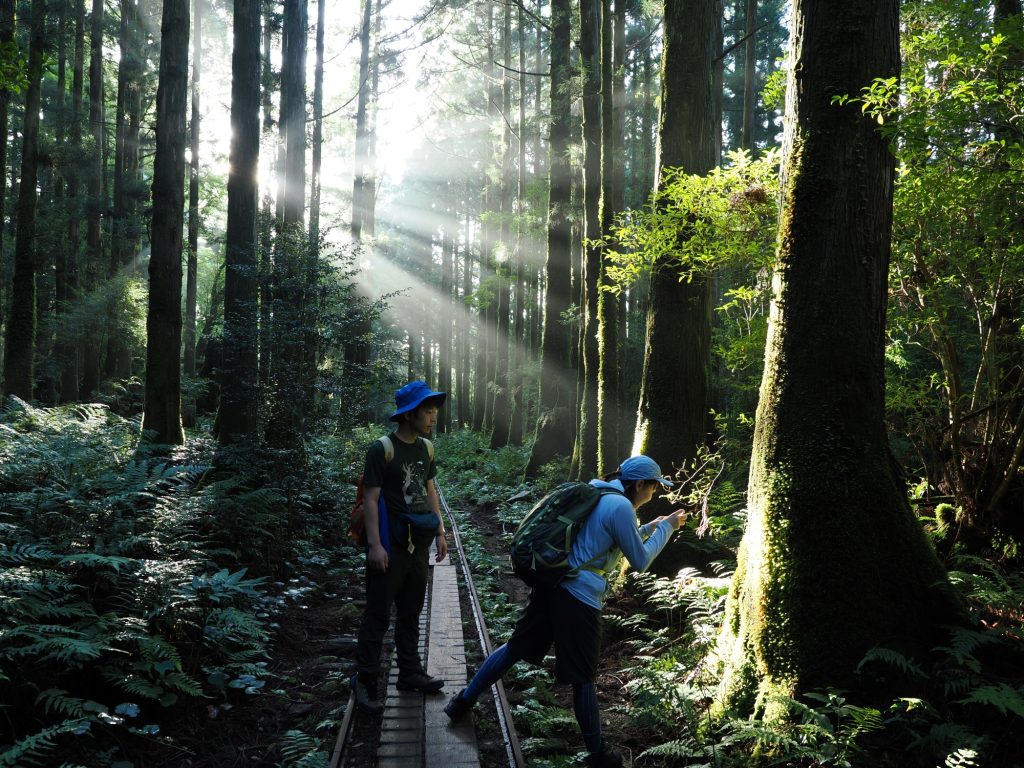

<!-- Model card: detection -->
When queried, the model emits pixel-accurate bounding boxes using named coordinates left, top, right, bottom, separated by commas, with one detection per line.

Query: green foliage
left=603, top=149, right=780, bottom=291
left=0, top=39, right=27, bottom=93
left=0, top=400, right=277, bottom=765
left=851, top=0, right=1024, bottom=533
left=277, top=730, right=329, bottom=768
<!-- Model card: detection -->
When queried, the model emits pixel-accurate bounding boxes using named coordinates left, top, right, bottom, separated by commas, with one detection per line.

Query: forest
left=0, top=0, right=1022, bottom=763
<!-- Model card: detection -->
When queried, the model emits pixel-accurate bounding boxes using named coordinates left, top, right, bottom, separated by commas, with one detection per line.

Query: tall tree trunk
left=266, top=0, right=308, bottom=448
left=53, top=3, right=77, bottom=402
left=80, top=0, right=104, bottom=397
left=183, top=0, right=202, bottom=428
left=613, top=0, right=629, bottom=455
left=478, top=2, right=499, bottom=434
left=718, top=0, right=963, bottom=712
left=143, top=0, right=189, bottom=445
left=490, top=0, right=513, bottom=448
left=458, top=208, right=472, bottom=426
left=350, top=0, right=371, bottom=241
left=633, top=0, right=715, bottom=499
left=258, top=12, right=274, bottom=388
left=58, top=0, right=84, bottom=401
left=526, top=0, right=575, bottom=477
left=309, top=0, right=324, bottom=246
left=576, top=0, right=602, bottom=478
left=362, top=0, right=383, bottom=238
left=281, top=0, right=306, bottom=229
left=3, top=0, right=45, bottom=399
left=439, top=224, right=453, bottom=434
left=217, top=0, right=261, bottom=444
left=0, top=0, right=12, bottom=370
left=740, top=0, right=757, bottom=150
left=508, top=6, right=527, bottom=447
left=109, top=0, right=143, bottom=380
left=596, top=0, right=619, bottom=474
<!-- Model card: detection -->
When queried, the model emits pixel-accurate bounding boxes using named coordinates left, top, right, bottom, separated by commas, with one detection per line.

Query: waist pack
left=510, top=481, right=621, bottom=588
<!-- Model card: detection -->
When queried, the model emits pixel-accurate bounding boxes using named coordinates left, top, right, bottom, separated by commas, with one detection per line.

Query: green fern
left=0, top=722, right=68, bottom=767
left=278, top=730, right=328, bottom=767
left=856, top=646, right=928, bottom=679
left=639, top=738, right=709, bottom=760
left=945, top=747, right=981, bottom=768
left=957, top=683, right=1024, bottom=718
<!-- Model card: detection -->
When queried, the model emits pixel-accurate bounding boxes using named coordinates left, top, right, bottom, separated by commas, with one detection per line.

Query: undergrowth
left=0, top=398, right=364, bottom=767
left=437, top=429, right=1024, bottom=768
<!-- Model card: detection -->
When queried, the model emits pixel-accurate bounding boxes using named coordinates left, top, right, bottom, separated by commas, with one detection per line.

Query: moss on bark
left=716, top=0, right=965, bottom=714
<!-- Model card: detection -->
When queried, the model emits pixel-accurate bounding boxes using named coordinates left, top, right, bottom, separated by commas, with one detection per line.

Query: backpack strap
left=419, top=437, right=434, bottom=463
left=572, top=487, right=627, bottom=579
left=379, top=435, right=394, bottom=463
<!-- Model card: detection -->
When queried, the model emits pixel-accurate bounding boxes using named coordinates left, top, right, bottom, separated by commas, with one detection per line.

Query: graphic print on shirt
left=401, top=461, right=427, bottom=507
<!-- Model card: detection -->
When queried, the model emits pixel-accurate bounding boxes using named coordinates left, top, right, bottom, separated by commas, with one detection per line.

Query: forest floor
left=145, top=496, right=652, bottom=767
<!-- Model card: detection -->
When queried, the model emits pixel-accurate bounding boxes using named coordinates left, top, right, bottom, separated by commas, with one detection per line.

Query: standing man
left=352, top=381, right=449, bottom=714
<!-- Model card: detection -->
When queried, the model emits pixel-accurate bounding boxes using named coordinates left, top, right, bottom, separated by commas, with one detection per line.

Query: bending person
left=445, top=455, right=687, bottom=768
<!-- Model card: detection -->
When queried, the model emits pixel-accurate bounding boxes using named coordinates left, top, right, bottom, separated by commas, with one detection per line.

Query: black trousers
left=354, top=542, right=431, bottom=679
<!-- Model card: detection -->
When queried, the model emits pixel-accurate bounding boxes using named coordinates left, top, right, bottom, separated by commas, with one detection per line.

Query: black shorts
left=504, top=585, right=601, bottom=684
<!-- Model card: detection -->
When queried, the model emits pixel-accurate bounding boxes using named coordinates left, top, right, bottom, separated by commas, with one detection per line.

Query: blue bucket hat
left=618, top=455, right=674, bottom=487
left=390, top=380, right=447, bottom=422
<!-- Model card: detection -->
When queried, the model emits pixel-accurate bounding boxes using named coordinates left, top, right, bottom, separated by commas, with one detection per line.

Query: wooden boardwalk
left=376, top=548, right=480, bottom=768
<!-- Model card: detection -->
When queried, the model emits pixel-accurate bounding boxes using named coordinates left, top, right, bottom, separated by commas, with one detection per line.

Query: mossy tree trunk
left=717, top=0, right=963, bottom=714
left=596, top=0, right=620, bottom=475
left=575, top=0, right=602, bottom=479
left=633, top=0, right=716, bottom=521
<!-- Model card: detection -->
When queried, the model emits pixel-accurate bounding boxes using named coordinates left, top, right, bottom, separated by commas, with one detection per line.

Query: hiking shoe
left=396, top=671, right=444, bottom=692
left=351, top=673, right=383, bottom=715
left=444, top=689, right=474, bottom=720
left=584, top=749, right=623, bottom=768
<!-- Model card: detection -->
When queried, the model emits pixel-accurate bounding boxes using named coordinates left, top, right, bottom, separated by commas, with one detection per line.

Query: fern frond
left=0, top=543, right=60, bottom=565
left=856, top=647, right=927, bottom=679
left=639, top=739, right=706, bottom=760
left=957, top=683, right=1024, bottom=718
left=0, top=722, right=67, bottom=767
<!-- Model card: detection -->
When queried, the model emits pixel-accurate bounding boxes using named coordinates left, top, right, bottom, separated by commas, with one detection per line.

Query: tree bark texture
left=490, top=0, right=513, bottom=448
left=58, top=0, right=85, bottom=401
left=217, top=0, right=261, bottom=444
left=281, top=0, right=306, bottom=228
left=80, top=0, right=104, bottom=397
left=576, top=0, right=602, bottom=478
left=0, top=0, right=12, bottom=370
left=597, top=0, right=620, bottom=474
left=633, top=0, right=716, bottom=489
left=266, top=0, right=309, bottom=448
left=350, top=0, right=372, bottom=241
left=3, top=0, right=45, bottom=399
left=143, top=0, right=189, bottom=445
left=309, top=0, right=324, bottom=246
left=528, top=0, right=577, bottom=475
left=183, top=0, right=202, bottom=428
left=718, top=0, right=962, bottom=713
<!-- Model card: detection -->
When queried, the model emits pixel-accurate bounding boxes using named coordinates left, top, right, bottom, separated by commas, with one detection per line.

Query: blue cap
left=618, top=455, right=674, bottom=487
left=390, top=381, right=447, bottom=422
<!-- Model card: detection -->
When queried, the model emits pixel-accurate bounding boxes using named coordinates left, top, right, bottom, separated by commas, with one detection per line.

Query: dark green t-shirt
left=363, top=433, right=439, bottom=547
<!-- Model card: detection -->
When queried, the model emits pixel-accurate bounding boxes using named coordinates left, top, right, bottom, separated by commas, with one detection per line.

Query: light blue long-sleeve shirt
left=560, top=478, right=674, bottom=610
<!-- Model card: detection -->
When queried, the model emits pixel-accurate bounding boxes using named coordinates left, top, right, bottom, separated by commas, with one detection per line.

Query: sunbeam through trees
left=1, top=0, right=1023, bottom=764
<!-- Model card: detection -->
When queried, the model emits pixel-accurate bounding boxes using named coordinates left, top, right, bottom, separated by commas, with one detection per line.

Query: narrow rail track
left=329, top=487, right=524, bottom=768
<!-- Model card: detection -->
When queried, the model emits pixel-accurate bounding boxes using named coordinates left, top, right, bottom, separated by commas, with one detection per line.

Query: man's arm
left=364, top=485, right=388, bottom=571
left=426, top=479, right=447, bottom=562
